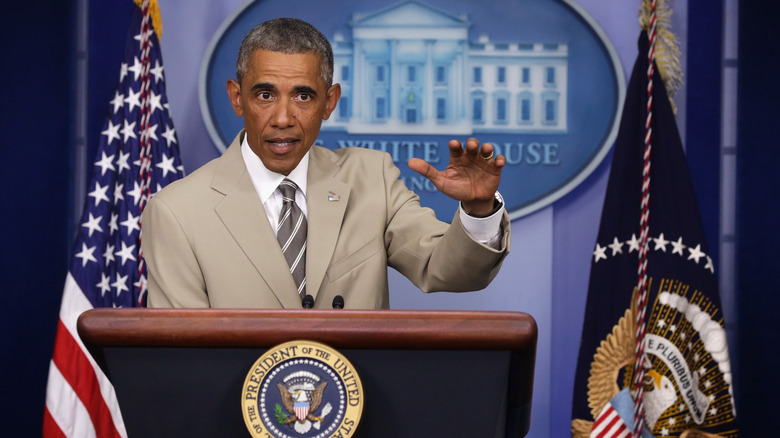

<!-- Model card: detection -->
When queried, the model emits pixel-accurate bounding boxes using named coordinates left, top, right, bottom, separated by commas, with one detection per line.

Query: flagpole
left=632, top=0, right=657, bottom=435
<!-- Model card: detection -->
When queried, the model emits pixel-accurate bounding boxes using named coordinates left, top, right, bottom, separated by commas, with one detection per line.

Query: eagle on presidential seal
left=277, top=379, right=328, bottom=425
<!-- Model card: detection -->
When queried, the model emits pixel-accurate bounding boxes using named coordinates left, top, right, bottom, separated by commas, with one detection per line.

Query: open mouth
left=266, top=138, right=300, bottom=154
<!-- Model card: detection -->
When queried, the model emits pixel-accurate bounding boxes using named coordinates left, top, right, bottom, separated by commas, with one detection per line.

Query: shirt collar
left=240, top=135, right=309, bottom=204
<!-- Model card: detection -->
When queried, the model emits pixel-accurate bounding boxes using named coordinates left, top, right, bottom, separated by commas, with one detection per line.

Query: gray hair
left=235, top=17, right=334, bottom=87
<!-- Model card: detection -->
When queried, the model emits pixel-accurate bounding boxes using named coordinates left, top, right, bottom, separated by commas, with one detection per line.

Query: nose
left=270, top=100, right=295, bottom=128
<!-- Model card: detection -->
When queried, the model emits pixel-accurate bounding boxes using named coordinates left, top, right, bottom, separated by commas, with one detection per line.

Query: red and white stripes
left=592, top=403, right=635, bottom=438
left=42, top=275, right=127, bottom=437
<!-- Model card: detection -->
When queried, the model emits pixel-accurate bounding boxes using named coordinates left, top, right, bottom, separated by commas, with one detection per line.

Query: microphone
left=302, top=294, right=314, bottom=309
left=332, top=295, right=344, bottom=309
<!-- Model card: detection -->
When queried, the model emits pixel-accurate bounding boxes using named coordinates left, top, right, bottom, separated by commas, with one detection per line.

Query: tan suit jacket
left=142, top=132, right=510, bottom=309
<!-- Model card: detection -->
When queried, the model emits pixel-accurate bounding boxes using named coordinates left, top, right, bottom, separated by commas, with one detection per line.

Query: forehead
left=243, top=49, right=323, bottom=87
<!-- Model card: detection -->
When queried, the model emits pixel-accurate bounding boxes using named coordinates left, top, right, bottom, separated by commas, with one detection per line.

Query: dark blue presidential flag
left=570, top=32, right=738, bottom=437
left=44, top=2, right=184, bottom=436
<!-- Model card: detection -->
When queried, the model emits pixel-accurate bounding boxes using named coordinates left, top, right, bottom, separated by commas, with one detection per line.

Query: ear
left=226, top=79, right=243, bottom=117
left=322, top=83, right=342, bottom=121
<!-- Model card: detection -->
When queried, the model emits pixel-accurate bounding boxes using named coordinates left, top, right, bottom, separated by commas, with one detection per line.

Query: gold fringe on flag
left=133, top=0, right=163, bottom=39
left=639, top=0, right=682, bottom=112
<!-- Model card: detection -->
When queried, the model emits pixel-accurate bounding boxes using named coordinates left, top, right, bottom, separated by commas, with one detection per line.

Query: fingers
left=478, top=141, right=494, bottom=160
left=408, top=157, right=438, bottom=180
left=449, top=138, right=505, bottom=167
left=452, top=138, right=484, bottom=159
left=448, top=139, right=465, bottom=158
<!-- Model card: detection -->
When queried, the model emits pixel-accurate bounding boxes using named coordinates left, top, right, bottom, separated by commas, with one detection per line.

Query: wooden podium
left=78, top=309, right=537, bottom=437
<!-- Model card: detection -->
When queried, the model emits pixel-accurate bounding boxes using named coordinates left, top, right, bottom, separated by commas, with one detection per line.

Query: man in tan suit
left=142, top=18, right=510, bottom=309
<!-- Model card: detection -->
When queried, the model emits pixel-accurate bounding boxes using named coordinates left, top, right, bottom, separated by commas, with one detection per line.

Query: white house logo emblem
left=201, top=0, right=624, bottom=219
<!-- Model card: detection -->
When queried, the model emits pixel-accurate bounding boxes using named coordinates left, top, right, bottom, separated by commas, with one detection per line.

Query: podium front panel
left=79, top=309, right=536, bottom=437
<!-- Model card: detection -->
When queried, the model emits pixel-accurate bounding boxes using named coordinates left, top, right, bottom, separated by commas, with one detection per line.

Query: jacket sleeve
left=381, top=153, right=511, bottom=292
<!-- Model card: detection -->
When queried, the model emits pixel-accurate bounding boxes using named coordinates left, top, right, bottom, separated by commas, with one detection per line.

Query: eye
left=258, top=91, right=273, bottom=100
left=298, top=93, right=310, bottom=101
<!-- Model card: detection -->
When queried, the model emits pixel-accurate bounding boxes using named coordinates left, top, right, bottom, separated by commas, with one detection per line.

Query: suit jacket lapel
left=306, top=146, right=350, bottom=300
left=211, top=134, right=302, bottom=308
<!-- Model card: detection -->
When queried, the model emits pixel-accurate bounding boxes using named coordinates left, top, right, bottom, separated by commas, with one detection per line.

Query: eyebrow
left=249, top=82, right=318, bottom=97
left=293, top=85, right=318, bottom=97
left=250, top=82, right=276, bottom=93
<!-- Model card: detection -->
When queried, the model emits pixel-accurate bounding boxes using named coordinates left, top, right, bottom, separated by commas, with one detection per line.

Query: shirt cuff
left=459, top=194, right=504, bottom=249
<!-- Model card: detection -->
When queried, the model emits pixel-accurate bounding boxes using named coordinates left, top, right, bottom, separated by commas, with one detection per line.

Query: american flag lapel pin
left=328, top=192, right=340, bottom=202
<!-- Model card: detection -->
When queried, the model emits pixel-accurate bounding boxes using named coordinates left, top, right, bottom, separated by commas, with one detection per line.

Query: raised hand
left=408, top=138, right=505, bottom=216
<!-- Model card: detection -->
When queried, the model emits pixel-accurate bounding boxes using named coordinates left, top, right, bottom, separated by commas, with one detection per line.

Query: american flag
left=43, top=2, right=184, bottom=436
left=592, top=404, right=634, bottom=438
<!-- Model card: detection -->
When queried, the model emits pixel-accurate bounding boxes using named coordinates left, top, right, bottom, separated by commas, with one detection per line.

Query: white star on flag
left=127, top=181, right=144, bottom=206
left=150, top=59, right=164, bottom=83
left=94, top=152, right=116, bottom=176
left=120, top=212, right=141, bottom=235
left=608, top=237, right=623, bottom=255
left=671, top=236, right=686, bottom=255
left=704, top=256, right=715, bottom=273
left=114, top=182, right=125, bottom=204
left=112, top=273, right=130, bottom=297
left=156, top=153, right=177, bottom=177
left=121, top=119, right=137, bottom=142
left=96, top=273, right=111, bottom=296
left=127, top=56, right=143, bottom=81
left=88, top=182, right=110, bottom=206
left=145, top=123, right=159, bottom=142
left=81, top=213, right=103, bottom=237
left=125, top=87, right=142, bottom=112
left=627, top=233, right=640, bottom=252
left=149, top=91, right=164, bottom=114
left=593, top=243, right=608, bottom=262
left=688, top=244, right=706, bottom=264
left=115, top=241, right=137, bottom=265
left=103, top=243, right=115, bottom=266
left=653, top=232, right=670, bottom=252
left=162, top=124, right=177, bottom=147
left=116, top=151, right=131, bottom=174
left=110, top=90, right=124, bottom=114
left=108, top=212, right=119, bottom=234
left=75, top=243, right=97, bottom=267
left=119, top=61, right=128, bottom=82
left=102, top=120, right=121, bottom=144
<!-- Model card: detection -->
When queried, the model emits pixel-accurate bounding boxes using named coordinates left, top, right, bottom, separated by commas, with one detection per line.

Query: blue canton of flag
left=44, top=3, right=184, bottom=437
left=73, top=7, right=184, bottom=309
left=571, top=32, right=739, bottom=437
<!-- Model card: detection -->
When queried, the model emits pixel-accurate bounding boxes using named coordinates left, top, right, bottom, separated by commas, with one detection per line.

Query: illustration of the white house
left=322, top=0, right=568, bottom=135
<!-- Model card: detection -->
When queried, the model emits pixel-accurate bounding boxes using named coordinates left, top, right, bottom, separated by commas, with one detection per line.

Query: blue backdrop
left=1, top=0, right=776, bottom=435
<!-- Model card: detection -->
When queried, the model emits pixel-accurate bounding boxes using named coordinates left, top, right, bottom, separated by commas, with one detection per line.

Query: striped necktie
left=276, top=179, right=307, bottom=299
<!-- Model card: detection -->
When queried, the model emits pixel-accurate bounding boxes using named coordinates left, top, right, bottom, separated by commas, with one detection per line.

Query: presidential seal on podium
left=242, top=340, right=364, bottom=438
